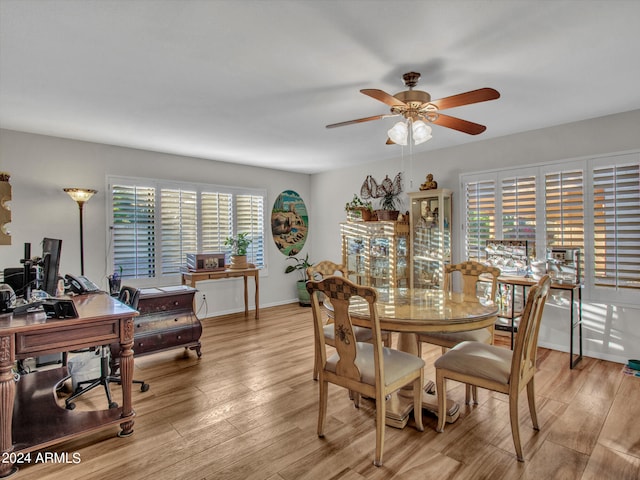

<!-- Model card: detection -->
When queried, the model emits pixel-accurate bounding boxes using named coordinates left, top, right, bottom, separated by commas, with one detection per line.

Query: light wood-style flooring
left=15, top=303, right=640, bottom=479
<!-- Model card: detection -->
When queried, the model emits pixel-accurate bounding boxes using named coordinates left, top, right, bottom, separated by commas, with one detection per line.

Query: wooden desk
left=0, top=293, right=138, bottom=477
left=181, top=267, right=259, bottom=319
left=496, top=275, right=582, bottom=368
left=347, top=288, right=499, bottom=428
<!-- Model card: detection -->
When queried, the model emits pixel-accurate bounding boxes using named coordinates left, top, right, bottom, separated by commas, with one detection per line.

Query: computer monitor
left=41, top=238, right=62, bottom=296
left=2, top=267, right=36, bottom=296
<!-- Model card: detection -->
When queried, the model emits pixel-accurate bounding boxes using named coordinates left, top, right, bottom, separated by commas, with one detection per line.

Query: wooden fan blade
left=430, top=113, right=487, bottom=135
left=361, top=89, right=408, bottom=108
left=326, top=114, right=396, bottom=129
left=386, top=137, right=395, bottom=145
left=429, top=88, right=500, bottom=110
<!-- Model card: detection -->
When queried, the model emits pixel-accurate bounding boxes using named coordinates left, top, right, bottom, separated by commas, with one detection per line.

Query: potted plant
left=285, top=253, right=313, bottom=306
left=225, top=232, right=252, bottom=269
left=360, top=173, right=403, bottom=221
left=377, top=191, right=401, bottom=220
left=345, top=194, right=374, bottom=221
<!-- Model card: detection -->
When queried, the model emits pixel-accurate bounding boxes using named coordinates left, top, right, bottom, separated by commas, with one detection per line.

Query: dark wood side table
left=110, top=285, right=202, bottom=371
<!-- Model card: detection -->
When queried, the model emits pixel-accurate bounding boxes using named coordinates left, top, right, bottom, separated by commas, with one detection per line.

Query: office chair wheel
left=140, top=382, right=150, bottom=392
left=66, top=402, right=76, bottom=410
left=109, top=401, right=118, bottom=409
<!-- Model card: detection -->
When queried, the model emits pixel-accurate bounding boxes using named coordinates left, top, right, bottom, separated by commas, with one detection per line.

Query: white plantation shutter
left=236, top=194, right=265, bottom=267
left=502, top=175, right=536, bottom=242
left=201, top=192, right=233, bottom=253
left=545, top=170, right=584, bottom=249
left=161, top=189, right=197, bottom=275
left=464, top=180, right=496, bottom=261
left=593, top=163, right=640, bottom=289
left=111, top=184, right=156, bottom=278
left=110, top=176, right=266, bottom=279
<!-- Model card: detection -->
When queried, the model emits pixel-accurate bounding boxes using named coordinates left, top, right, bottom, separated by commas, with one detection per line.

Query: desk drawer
left=16, top=319, right=120, bottom=357
left=137, top=293, right=194, bottom=316
left=134, top=312, right=195, bottom=334
left=133, top=326, right=196, bottom=355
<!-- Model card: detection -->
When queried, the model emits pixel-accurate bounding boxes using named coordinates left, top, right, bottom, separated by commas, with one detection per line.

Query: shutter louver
left=201, top=192, right=233, bottom=252
left=465, top=180, right=496, bottom=261
left=112, top=184, right=156, bottom=278
left=161, top=188, right=197, bottom=275
left=502, top=176, right=536, bottom=241
left=236, top=194, right=265, bottom=268
left=593, top=164, right=640, bottom=289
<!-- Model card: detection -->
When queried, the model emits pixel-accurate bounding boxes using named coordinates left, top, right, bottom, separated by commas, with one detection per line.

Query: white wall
left=0, top=129, right=311, bottom=315
left=310, top=109, right=640, bottom=365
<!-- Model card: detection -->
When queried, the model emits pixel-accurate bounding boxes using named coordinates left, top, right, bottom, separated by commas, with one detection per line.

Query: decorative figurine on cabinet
left=419, top=173, right=438, bottom=191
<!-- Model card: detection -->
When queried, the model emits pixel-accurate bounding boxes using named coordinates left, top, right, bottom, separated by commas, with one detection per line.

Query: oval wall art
left=271, top=190, right=308, bottom=256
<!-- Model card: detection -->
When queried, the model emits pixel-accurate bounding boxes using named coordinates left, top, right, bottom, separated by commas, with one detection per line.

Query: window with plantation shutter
left=461, top=151, right=640, bottom=302
left=161, top=188, right=197, bottom=275
left=592, top=162, right=640, bottom=289
left=112, top=185, right=156, bottom=278
left=464, top=180, right=496, bottom=261
left=501, top=175, right=536, bottom=242
left=109, top=176, right=266, bottom=280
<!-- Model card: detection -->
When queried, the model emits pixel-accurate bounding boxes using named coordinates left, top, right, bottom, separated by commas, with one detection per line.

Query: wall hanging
left=272, top=190, right=308, bottom=256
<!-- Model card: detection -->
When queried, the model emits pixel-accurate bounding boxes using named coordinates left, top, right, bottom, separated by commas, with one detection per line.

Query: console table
left=181, top=267, right=259, bottom=319
left=496, top=276, right=583, bottom=368
left=0, top=293, right=138, bottom=477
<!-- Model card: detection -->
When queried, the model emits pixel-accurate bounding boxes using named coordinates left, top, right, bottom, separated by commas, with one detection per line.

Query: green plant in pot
left=361, top=172, right=403, bottom=221
left=285, top=253, right=313, bottom=306
left=345, top=194, right=374, bottom=221
left=377, top=191, right=401, bottom=221
left=225, top=232, right=252, bottom=269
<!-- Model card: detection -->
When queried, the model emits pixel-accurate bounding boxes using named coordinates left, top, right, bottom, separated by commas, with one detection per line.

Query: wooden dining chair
left=418, top=261, right=500, bottom=403
left=306, top=260, right=390, bottom=381
left=307, top=276, right=424, bottom=467
left=419, top=261, right=501, bottom=353
left=434, top=275, right=551, bottom=462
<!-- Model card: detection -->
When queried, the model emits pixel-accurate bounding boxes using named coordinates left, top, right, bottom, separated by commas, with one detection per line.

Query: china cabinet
left=340, top=221, right=409, bottom=288
left=408, top=189, right=452, bottom=289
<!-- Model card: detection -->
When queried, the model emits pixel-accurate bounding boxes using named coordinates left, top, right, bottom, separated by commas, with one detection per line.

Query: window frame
left=459, top=150, right=640, bottom=305
left=107, top=175, right=267, bottom=285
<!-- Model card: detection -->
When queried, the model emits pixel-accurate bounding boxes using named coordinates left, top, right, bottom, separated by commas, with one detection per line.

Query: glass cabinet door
left=408, top=189, right=453, bottom=289
left=341, top=221, right=409, bottom=288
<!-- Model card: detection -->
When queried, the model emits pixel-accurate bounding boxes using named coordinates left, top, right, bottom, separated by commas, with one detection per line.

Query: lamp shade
left=412, top=120, right=432, bottom=145
left=387, top=121, right=408, bottom=145
left=64, top=188, right=97, bottom=205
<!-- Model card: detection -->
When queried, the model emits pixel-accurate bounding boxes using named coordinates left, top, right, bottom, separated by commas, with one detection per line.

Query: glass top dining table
left=334, top=288, right=499, bottom=428
left=346, top=288, right=498, bottom=334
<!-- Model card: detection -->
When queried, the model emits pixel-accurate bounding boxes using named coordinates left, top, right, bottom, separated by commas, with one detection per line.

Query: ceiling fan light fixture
left=412, top=120, right=432, bottom=145
left=388, top=121, right=408, bottom=145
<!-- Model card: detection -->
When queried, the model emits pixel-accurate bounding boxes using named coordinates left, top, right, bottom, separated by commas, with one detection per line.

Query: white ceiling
left=1, top=1, right=639, bottom=174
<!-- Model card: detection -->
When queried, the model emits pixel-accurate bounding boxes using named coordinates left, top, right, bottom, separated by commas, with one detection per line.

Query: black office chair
left=65, top=286, right=149, bottom=410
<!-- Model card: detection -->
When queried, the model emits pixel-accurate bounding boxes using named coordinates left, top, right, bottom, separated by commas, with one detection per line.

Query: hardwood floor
left=15, top=303, right=640, bottom=479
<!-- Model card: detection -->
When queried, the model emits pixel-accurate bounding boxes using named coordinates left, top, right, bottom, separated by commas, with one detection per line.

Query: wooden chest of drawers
left=110, top=285, right=202, bottom=367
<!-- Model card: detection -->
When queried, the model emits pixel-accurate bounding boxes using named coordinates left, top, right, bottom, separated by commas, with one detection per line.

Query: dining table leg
left=384, top=332, right=460, bottom=428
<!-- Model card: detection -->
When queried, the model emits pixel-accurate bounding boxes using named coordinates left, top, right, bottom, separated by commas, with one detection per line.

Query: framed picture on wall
left=271, top=190, right=308, bottom=256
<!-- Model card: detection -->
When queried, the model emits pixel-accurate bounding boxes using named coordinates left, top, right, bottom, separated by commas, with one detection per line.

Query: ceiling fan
left=326, top=72, right=500, bottom=143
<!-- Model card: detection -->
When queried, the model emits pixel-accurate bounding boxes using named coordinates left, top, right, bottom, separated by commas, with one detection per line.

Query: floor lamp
left=63, top=188, right=97, bottom=275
